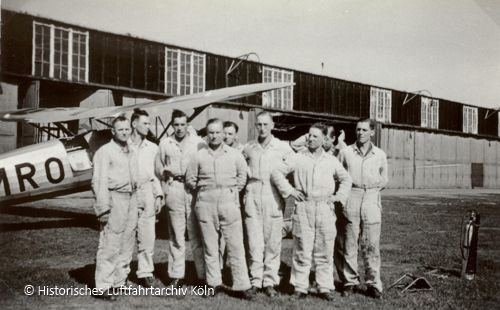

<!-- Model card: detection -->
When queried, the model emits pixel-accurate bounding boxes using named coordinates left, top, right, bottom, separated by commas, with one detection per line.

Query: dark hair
left=171, top=109, right=187, bottom=122
left=310, top=122, right=329, bottom=136
left=111, top=114, right=130, bottom=128
left=324, top=122, right=335, bottom=138
left=206, top=118, right=223, bottom=127
left=357, top=118, right=376, bottom=130
left=131, top=108, right=149, bottom=123
left=223, top=121, right=239, bottom=133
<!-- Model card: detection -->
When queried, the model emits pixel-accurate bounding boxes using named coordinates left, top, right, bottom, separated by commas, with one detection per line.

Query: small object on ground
left=388, top=273, right=432, bottom=293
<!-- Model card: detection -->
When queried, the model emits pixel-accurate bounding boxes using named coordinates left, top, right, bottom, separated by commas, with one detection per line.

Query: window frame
left=369, top=87, right=392, bottom=123
left=32, top=21, right=89, bottom=82
left=463, top=106, right=478, bottom=134
left=498, top=111, right=500, bottom=137
left=262, top=66, right=294, bottom=110
left=164, top=47, right=206, bottom=96
left=421, top=97, right=439, bottom=129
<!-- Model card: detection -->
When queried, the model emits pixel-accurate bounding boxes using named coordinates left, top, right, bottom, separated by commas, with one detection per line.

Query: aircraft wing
left=0, top=82, right=293, bottom=123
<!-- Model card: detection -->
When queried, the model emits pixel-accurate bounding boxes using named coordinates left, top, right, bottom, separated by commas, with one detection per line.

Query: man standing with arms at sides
left=127, top=108, right=163, bottom=287
left=155, top=109, right=206, bottom=286
left=335, top=118, right=388, bottom=299
left=271, top=123, right=352, bottom=301
left=290, top=124, right=346, bottom=157
left=186, top=118, right=254, bottom=299
left=92, top=115, right=137, bottom=301
left=223, top=121, right=244, bottom=152
left=242, top=111, right=293, bottom=298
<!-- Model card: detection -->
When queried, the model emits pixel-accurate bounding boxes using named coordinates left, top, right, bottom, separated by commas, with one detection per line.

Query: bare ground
left=0, top=189, right=499, bottom=309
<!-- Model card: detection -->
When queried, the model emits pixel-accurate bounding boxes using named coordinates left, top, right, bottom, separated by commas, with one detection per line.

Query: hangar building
left=1, top=9, right=499, bottom=189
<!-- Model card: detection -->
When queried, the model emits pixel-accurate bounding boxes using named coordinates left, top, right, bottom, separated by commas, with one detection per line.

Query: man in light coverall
left=155, top=109, right=206, bottom=286
left=242, top=111, right=293, bottom=298
left=92, top=115, right=137, bottom=301
left=335, top=118, right=388, bottom=299
left=128, top=109, right=163, bottom=287
left=271, top=123, right=352, bottom=301
left=186, top=118, right=254, bottom=299
left=223, top=121, right=244, bottom=152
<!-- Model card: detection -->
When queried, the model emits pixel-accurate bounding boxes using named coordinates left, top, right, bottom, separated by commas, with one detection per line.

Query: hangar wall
left=381, top=128, right=500, bottom=189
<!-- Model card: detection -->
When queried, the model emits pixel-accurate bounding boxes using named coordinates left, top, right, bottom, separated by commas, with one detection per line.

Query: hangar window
left=370, top=87, right=392, bottom=123
left=32, top=22, right=89, bottom=82
left=262, top=67, right=293, bottom=110
left=421, top=97, right=439, bottom=129
left=165, top=47, right=205, bottom=95
left=463, top=106, right=478, bottom=134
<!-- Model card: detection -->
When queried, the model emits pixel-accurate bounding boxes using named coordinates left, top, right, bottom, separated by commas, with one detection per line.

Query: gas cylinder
left=460, top=210, right=480, bottom=280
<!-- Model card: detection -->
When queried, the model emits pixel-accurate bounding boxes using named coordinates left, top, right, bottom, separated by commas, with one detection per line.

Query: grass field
left=1, top=189, right=499, bottom=309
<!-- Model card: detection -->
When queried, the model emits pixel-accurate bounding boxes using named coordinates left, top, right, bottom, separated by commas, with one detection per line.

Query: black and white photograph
left=0, top=0, right=499, bottom=308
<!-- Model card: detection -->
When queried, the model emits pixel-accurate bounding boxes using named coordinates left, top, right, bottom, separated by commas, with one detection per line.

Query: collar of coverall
left=255, top=134, right=276, bottom=150
left=302, top=147, right=328, bottom=160
left=128, top=136, right=150, bottom=149
left=166, top=132, right=196, bottom=146
left=111, top=139, right=130, bottom=153
left=352, top=141, right=376, bottom=157
left=207, top=143, right=230, bottom=155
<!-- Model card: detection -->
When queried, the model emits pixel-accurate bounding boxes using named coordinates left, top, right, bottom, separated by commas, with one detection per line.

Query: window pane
left=262, top=67, right=293, bottom=110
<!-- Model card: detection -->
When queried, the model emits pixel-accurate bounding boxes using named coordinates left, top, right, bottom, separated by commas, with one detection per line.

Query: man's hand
left=162, top=167, right=174, bottom=181
left=155, top=196, right=164, bottom=215
left=98, top=212, right=109, bottom=227
left=338, top=130, right=345, bottom=143
left=290, top=189, right=305, bottom=202
left=328, top=195, right=341, bottom=204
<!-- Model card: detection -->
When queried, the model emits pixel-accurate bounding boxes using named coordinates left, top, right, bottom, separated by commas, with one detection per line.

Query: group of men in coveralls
left=91, top=107, right=388, bottom=302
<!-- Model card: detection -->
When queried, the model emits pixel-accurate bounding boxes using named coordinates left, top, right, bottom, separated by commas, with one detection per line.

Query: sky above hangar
left=3, top=0, right=500, bottom=109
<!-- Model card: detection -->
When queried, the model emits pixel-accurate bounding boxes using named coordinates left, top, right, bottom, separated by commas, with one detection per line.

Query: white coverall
left=92, top=140, right=138, bottom=290
left=242, top=136, right=293, bottom=288
left=186, top=144, right=251, bottom=291
left=335, top=143, right=388, bottom=293
left=127, top=139, right=162, bottom=279
left=271, top=149, right=352, bottom=294
left=156, top=135, right=206, bottom=280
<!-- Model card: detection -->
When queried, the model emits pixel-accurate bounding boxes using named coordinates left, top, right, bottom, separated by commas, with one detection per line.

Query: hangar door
left=471, top=163, right=484, bottom=188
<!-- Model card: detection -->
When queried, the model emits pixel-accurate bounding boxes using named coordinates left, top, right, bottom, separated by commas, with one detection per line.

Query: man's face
left=172, top=116, right=188, bottom=139
left=256, top=114, right=274, bottom=139
left=223, top=126, right=237, bottom=146
left=356, top=121, right=374, bottom=144
left=322, top=127, right=335, bottom=151
left=207, top=122, right=224, bottom=147
left=308, top=127, right=325, bottom=151
left=112, top=119, right=132, bottom=143
left=132, top=115, right=151, bottom=137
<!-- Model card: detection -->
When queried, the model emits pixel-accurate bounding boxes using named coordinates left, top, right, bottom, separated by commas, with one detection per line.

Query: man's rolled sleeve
left=270, top=159, right=295, bottom=198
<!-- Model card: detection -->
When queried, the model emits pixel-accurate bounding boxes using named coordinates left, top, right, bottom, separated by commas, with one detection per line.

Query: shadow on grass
left=0, top=205, right=91, bottom=218
left=69, top=260, right=206, bottom=288
left=0, top=205, right=99, bottom=232
left=69, top=263, right=96, bottom=288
